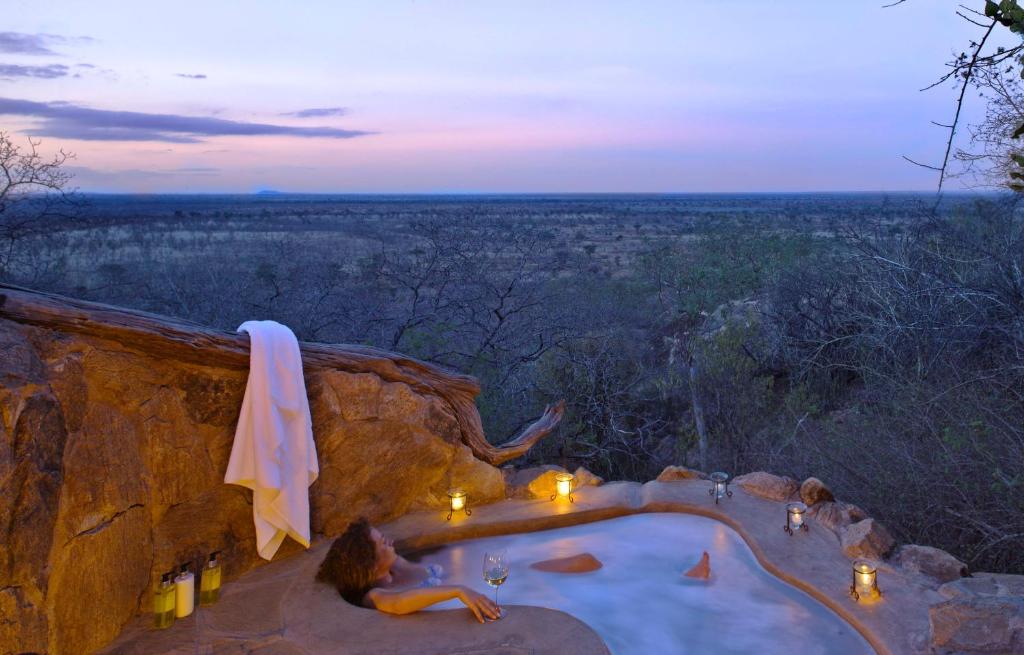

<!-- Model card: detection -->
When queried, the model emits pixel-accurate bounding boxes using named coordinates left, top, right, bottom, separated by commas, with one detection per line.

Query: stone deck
left=102, top=479, right=942, bottom=654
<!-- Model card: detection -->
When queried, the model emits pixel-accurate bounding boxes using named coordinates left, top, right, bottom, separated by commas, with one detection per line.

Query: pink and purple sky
left=1, top=1, right=1013, bottom=193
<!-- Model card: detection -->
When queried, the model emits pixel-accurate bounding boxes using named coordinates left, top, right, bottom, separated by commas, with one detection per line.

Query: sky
left=1, top=0, right=1018, bottom=193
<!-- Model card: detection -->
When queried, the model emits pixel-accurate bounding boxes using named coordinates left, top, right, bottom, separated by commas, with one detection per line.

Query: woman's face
left=370, top=528, right=397, bottom=575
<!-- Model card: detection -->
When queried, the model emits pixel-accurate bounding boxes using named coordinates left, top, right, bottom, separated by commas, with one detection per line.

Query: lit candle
left=553, top=472, right=575, bottom=501
left=446, top=488, right=470, bottom=520
left=851, top=560, right=879, bottom=601
left=785, top=501, right=808, bottom=535
left=708, top=472, right=731, bottom=504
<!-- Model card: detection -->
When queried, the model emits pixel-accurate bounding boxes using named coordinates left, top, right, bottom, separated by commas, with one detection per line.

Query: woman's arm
left=365, top=585, right=499, bottom=623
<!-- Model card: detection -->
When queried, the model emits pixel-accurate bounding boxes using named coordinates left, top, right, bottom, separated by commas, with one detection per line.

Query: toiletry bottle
left=174, top=563, right=195, bottom=618
left=153, top=572, right=176, bottom=629
left=200, top=551, right=222, bottom=606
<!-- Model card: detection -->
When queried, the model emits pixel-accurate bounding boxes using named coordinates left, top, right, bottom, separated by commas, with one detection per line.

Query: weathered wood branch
left=0, top=283, right=555, bottom=465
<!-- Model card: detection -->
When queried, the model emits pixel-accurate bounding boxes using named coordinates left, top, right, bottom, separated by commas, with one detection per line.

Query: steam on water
left=420, top=514, right=873, bottom=655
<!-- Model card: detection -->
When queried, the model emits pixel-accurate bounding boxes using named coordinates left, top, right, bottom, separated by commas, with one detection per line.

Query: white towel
left=225, top=320, right=319, bottom=560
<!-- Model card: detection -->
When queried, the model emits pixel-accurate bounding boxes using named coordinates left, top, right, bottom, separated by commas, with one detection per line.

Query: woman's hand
left=457, top=586, right=500, bottom=623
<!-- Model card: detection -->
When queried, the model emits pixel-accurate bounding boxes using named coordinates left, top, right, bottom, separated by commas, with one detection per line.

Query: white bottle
left=174, top=564, right=195, bottom=618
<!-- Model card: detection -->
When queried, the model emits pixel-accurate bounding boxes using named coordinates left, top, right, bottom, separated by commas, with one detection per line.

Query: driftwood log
left=0, top=283, right=560, bottom=465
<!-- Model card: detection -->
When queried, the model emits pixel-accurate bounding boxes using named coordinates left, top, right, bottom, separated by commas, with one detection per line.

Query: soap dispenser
left=174, top=563, right=195, bottom=618
left=200, top=551, right=222, bottom=606
left=153, top=572, right=176, bottom=629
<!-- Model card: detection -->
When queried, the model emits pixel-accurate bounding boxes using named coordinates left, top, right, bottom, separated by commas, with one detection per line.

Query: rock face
left=897, top=544, right=967, bottom=585
left=732, top=471, right=798, bottom=501
left=0, top=288, right=512, bottom=654
left=930, top=574, right=1024, bottom=654
left=840, top=518, right=896, bottom=560
left=656, top=465, right=707, bottom=482
left=799, top=477, right=835, bottom=506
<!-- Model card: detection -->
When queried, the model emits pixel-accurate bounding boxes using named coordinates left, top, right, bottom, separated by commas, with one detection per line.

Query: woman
left=317, top=517, right=501, bottom=623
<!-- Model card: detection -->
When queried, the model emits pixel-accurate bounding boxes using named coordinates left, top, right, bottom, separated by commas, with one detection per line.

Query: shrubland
left=3, top=191, right=1020, bottom=573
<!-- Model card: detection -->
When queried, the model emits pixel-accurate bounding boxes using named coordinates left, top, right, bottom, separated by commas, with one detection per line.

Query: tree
left=899, top=1, right=1024, bottom=190
left=954, top=64, right=1024, bottom=187
left=0, top=132, right=77, bottom=276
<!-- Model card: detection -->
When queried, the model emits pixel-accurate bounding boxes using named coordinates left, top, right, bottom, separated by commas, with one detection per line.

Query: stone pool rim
left=382, top=479, right=940, bottom=655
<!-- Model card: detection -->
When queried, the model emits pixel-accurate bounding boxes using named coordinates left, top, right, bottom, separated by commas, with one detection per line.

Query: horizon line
left=70, top=189, right=1000, bottom=197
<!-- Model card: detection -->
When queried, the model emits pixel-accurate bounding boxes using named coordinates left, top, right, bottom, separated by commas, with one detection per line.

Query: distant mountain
left=255, top=189, right=283, bottom=195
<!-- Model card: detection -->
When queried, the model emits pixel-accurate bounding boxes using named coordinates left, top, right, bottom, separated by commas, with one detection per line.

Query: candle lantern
left=784, top=501, right=808, bottom=535
left=849, top=559, right=881, bottom=601
left=550, top=472, right=576, bottom=502
left=446, top=488, right=471, bottom=521
left=708, top=471, right=732, bottom=504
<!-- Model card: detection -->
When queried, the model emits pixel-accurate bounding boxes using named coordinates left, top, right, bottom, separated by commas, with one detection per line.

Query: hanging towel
left=225, top=320, right=319, bottom=560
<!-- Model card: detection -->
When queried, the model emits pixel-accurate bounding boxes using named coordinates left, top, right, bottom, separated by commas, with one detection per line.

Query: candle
left=708, top=472, right=731, bottom=504
left=552, top=472, right=575, bottom=501
left=851, top=560, right=879, bottom=601
left=785, top=501, right=808, bottom=535
left=447, top=488, right=470, bottom=520
left=857, top=566, right=873, bottom=593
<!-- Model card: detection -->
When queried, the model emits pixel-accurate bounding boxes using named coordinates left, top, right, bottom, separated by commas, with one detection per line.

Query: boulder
left=930, top=575, right=1024, bottom=654
left=939, top=572, right=1024, bottom=601
left=840, top=519, right=895, bottom=560
left=897, top=545, right=967, bottom=584
left=808, top=501, right=868, bottom=534
left=573, top=466, right=604, bottom=488
left=504, top=465, right=602, bottom=499
left=732, top=472, right=798, bottom=501
left=504, top=465, right=567, bottom=499
left=930, top=597, right=1024, bottom=654
left=0, top=289, right=514, bottom=655
left=656, top=465, right=707, bottom=482
left=799, top=477, right=835, bottom=506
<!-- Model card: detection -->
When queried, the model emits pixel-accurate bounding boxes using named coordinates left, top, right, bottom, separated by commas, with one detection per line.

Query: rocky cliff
left=0, top=285, right=517, bottom=654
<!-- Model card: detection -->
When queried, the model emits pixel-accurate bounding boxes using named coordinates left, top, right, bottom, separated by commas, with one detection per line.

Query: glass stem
left=494, top=586, right=499, bottom=607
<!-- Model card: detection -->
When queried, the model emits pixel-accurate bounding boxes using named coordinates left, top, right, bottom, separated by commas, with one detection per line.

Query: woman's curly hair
left=316, top=516, right=379, bottom=605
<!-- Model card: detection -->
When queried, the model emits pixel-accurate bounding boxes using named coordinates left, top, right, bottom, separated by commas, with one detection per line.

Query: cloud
left=0, top=63, right=70, bottom=79
left=0, top=32, right=93, bottom=56
left=171, top=167, right=219, bottom=174
left=176, top=73, right=207, bottom=79
left=66, top=166, right=221, bottom=188
left=281, top=107, right=348, bottom=118
left=0, top=97, right=374, bottom=143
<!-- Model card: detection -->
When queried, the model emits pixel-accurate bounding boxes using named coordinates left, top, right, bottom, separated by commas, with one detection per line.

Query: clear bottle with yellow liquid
left=200, top=551, right=222, bottom=606
left=153, top=572, right=176, bottom=629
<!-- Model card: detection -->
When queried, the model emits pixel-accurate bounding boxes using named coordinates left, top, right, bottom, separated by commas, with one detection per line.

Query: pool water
left=418, top=513, right=873, bottom=655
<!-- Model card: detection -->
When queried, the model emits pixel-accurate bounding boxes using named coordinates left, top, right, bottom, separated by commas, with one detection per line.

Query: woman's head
left=316, top=517, right=397, bottom=604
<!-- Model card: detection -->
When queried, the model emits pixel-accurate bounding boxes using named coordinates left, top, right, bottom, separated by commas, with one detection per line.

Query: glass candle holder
left=551, top=472, right=575, bottom=502
left=849, top=560, right=881, bottom=601
left=708, top=471, right=732, bottom=504
left=784, top=501, right=808, bottom=535
left=446, top=488, right=471, bottom=521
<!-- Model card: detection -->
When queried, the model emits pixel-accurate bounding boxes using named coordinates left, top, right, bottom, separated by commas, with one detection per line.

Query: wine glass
left=482, top=551, right=509, bottom=619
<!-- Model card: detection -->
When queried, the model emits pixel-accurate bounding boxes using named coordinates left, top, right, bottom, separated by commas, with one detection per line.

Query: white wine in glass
left=482, top=551, right=510, bottom=619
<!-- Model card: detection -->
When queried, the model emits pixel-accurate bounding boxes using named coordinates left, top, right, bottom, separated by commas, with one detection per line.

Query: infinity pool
left=418, top=513, right=873, bottom=655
